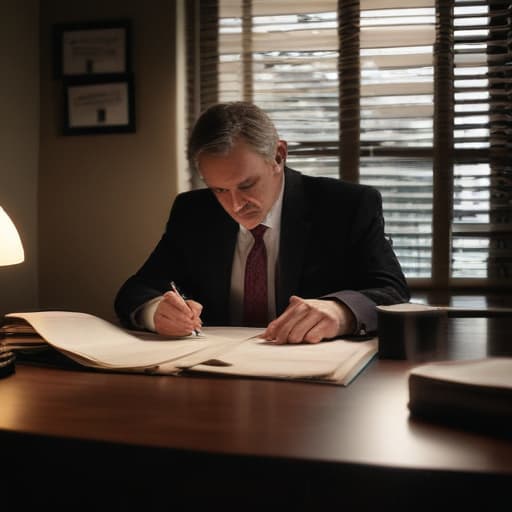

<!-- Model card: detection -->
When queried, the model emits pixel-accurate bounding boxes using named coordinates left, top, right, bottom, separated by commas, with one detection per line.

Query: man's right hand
left=153, top=291, right=203, bottom=336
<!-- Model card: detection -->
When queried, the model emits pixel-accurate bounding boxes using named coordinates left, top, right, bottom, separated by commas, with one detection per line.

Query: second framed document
left=63, top=75, right=136, bottom=135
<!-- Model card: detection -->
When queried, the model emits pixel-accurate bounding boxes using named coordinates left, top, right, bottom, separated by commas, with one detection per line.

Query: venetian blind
left=186, top=0, right=512, bottom=285
left=451, top=0, right=512, bottom=280
left=355, top=1, right=436, bottom=278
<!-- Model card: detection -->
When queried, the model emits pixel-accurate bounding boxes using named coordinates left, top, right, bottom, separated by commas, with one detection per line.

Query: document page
left=186, top=336, right=378, bottom=385
left=5, top=311, right=249, bottom=371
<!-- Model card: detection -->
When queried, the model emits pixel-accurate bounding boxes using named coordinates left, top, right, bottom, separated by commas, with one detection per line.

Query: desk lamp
left=0, top=206, right=24, bottom=378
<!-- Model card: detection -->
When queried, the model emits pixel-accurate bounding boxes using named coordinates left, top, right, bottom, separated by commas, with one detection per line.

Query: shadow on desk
left=4, top=430, right=511, bottom=512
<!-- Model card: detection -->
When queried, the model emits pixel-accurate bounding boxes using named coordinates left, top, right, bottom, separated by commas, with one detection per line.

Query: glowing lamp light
left=0, top=206, right=24, bottom=266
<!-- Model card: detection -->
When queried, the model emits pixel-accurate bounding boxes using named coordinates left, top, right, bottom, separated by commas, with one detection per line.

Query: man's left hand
left=262, top=295, right=356, bottom=344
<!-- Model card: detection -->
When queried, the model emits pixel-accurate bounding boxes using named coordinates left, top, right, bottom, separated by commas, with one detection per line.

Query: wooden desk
left=2, top=315, right=512, bottom=510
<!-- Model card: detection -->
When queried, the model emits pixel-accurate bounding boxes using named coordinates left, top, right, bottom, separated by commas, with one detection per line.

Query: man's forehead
left=201, top=168, right=257, bottom=189
left=199, top=149, right=267, bottom=186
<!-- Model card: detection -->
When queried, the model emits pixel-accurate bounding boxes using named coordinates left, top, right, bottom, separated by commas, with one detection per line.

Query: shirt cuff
left=131, top=296, right=162, bottom=332
left=322, top=290, right=377, bottom=336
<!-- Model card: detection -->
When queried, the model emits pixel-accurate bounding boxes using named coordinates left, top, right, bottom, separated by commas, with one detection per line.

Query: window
left=186, top=0, right=511, bottom=287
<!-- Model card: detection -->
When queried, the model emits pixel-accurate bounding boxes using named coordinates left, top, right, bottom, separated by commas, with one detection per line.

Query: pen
left=170, top=281, right=201, bottom=336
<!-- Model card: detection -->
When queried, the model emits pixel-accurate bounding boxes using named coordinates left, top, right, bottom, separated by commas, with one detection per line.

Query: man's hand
left=153, top=291, right=203, bottom=337
left=262, top=295, right=355, bottom=344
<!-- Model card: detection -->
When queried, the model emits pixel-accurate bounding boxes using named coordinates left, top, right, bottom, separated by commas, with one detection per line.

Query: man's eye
left=212, top=188, right=227, bottom=194
left=239, top=182, right=254, bottom=190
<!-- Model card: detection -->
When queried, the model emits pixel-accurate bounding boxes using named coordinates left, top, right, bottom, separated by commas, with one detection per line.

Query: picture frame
left=54, top=19, right=131, bottom=77
left=62, top=74, right=136, bottom=135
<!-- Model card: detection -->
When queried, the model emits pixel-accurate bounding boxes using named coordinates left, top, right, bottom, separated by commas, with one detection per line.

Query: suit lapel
left=202, top=203, right=238, bottom=322
left=276, top=168, right=311, bottom=315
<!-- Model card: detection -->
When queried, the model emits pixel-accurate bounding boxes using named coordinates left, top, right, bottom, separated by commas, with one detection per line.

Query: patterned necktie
left=243, top=224, right=268, bottom=327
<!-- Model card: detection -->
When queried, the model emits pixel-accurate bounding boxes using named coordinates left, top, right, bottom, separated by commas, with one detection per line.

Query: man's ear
left=275, top=140, right=288, bottom=168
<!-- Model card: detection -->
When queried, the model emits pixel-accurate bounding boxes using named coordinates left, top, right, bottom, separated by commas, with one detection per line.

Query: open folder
left=1, top=311, right=377, bottom=386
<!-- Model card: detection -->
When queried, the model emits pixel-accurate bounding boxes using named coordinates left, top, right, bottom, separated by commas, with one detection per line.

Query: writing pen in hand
left=170, top=281, right=201, bottom=336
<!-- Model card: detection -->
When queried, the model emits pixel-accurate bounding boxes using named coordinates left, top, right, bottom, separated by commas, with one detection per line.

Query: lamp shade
left=0, top=206, right=24, bottom=266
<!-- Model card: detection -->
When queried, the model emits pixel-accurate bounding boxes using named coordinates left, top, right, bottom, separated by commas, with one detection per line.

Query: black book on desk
left=408, top=358, right=512, bottom=436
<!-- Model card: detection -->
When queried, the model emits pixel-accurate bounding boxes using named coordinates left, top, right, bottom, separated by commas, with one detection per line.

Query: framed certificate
left=54, top=20, right=131, bottom=77
left=63, top=75, right=136, bottom=135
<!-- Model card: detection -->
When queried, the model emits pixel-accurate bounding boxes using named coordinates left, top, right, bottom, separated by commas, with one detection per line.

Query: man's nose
left=230, top=189, right=245, bottom=211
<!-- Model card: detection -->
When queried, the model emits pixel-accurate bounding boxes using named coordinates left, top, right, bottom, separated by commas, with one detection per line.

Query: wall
left=39, top=0, right=181, bottom=321
left=0, top=0, right=40, bottom=317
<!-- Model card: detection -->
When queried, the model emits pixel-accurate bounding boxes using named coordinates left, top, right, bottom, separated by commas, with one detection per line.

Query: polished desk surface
left=1, top=294, right=512, bottom=509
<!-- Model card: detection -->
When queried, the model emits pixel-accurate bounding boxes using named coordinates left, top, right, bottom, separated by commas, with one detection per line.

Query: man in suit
left=115, top=102, right=409, bottom=344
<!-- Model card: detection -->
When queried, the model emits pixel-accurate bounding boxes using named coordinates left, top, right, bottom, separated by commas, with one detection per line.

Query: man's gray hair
left=187, top=102, right=279, bottom=172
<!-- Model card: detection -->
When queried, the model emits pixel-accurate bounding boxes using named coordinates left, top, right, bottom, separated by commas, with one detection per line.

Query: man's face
left=198, top=140, right=285, bottom=230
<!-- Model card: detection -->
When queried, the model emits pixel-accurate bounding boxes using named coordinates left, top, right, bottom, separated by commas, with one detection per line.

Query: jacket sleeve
left=114, top=194, right=190, bottom=329
left=323, top=186, right=410, bottom=335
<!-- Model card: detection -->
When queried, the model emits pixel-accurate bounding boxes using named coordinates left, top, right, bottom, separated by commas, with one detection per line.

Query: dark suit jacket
left=114, top=167, right=410, bottom=333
